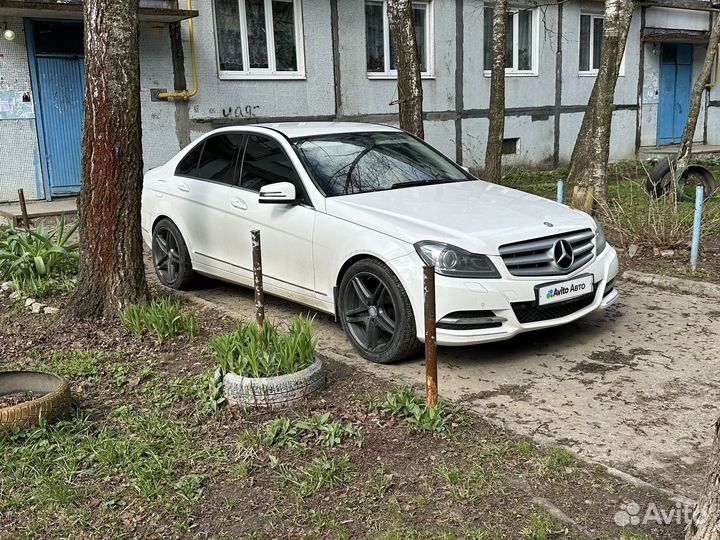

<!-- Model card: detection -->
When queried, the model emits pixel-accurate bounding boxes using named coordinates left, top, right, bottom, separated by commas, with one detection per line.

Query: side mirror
left=259, top=182, right=298, bottom=204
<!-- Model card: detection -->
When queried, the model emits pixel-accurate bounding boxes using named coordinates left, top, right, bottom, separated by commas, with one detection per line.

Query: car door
left=226, top=134, right=317, bottom=299
left=172, top=133, right=244, bottom=272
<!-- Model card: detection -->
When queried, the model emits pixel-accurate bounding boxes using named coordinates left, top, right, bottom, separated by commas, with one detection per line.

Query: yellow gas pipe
left=158, top=0, right=198, bottom=100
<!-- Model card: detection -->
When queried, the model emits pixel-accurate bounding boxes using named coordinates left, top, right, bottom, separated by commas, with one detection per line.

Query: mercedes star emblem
left=553, top=239, right=574, bottom=269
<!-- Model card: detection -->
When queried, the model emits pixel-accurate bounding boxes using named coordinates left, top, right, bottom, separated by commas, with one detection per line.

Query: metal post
left=691, top=186, right=704, bottom=272
left=423, top=265, right=438, bottom=408
left=17, top=189, right=30, bottom=230
left=556, top=180, right=564, bottom=204
left=251, top=229, right=265, bottom=330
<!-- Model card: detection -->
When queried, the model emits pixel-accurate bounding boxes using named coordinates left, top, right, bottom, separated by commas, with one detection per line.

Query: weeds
left=381, top=386, right=452, bottom=433
left=434, top=463, right=501, bottom=503
left=0, top=216, right=78, bottom=295
left=262, top=412, right=362, bottom=448
left=520, top=512, right=568, bottom=539
left=270, top=453, right=353, bottom=496
left=211, top=317, right=316, bottom=378
left=120, top=297, right=199, bottom=344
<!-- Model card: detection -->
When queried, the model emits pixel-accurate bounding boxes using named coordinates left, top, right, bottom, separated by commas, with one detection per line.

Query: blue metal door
left=658, top=43, right=693, bottom=145
left=35, top=57, right=85, bottom=196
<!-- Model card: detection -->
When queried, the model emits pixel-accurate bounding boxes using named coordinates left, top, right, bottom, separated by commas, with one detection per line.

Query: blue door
left=658, top=43, right=692, bottom=145
left=36, top=57, right=85, bottom=196
left=29, top=20, right=85, bottom=198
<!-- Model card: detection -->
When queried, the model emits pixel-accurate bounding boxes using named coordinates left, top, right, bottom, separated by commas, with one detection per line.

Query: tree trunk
left=484, top=0, right=508, bottom=183
left=677, top=15, right=720, bottom=168
left=567, top=0, right=636, bottom=214
left=387, top=0, right=424, bottom=138
left=687, top=417, right=720, bottom=540
left=64, top=0, right=148, bottom=319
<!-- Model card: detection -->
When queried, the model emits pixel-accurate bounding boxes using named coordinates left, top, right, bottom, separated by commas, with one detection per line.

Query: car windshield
left=292, top=132, right=471, bottom=196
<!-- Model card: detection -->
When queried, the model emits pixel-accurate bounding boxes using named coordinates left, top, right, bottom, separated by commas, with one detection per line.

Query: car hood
left=324, top=180, right=595, bottom=255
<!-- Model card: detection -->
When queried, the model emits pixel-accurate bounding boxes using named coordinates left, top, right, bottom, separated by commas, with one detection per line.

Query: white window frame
left=578, top=12, right=625, bottom=77
left=366, top=0, right=435, bottom=80
left=212, top=0, right=306, bottom=80
left=483, top=7, right=540, bottom=77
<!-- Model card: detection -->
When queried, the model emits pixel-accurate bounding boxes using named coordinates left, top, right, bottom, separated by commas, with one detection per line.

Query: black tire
left=338, top=258, right=420, bottom=364
left=152, top=218, right=195, bottom=290
left=646, top=158, right=674, bottom=198
left=677, top=165, right=717, bottom=203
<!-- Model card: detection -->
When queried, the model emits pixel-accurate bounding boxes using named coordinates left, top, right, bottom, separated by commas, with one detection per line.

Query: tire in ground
left=338, top=258, right=420, bottom=364
left=223, top=359, right=325, bottom=409
left=0, top=371, right=71, bottom=431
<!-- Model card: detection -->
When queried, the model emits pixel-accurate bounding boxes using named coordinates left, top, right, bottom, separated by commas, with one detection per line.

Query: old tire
left=152, top=218, right=195, bottom=290
left=646, top=158, right=674, bottom=198
left=338, top=258, right=420, bottom=364
left=223, top=358, right=325, bottom=409
left=677, top=165, right=717, bottom=203
left=0, top=371, right=71, bottom=431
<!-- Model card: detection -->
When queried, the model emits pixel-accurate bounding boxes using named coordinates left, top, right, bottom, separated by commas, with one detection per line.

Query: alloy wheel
left=153, top=227, right=181, bottom=284
left=342, top=272, right=397, bottom=354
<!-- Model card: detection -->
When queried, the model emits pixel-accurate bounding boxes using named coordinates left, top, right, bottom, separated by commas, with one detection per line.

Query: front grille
left=512, top=288, right=597, bottom=323
left=499, top=229, right=595, bottom=277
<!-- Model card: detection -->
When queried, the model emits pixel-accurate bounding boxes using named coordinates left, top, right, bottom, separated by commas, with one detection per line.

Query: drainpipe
left=159, top=0, right=198, bottom=100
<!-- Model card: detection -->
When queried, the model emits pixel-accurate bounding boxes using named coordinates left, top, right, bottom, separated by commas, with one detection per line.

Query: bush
left=120, top=297, right=199, bottom=344
left=211, top=317, right=316, bottom=378
left=0, top=216, right=78, bottom=294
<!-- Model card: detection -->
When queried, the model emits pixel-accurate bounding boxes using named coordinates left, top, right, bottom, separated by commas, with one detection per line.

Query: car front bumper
left=395, top=245, right=620, bottom=346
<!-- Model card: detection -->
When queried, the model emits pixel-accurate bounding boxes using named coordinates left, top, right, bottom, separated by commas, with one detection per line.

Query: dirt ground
left=0, top=286, right=689, bottom=539
left=187, top=274, right=720, bottom=501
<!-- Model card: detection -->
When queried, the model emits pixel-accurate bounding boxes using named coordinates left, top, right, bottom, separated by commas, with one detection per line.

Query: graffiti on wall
left=0, top=91, right=34, bottom=120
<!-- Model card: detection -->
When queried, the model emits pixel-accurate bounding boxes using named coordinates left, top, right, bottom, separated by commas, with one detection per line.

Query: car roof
left=239, top=122, right=402, bottom=139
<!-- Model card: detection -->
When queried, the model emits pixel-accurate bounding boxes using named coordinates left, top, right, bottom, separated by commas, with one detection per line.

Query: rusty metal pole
left=17, top=189, right=30, bottom=230
left=423, top=265, right=438, bottom=408
left=251, top=229, right=265, bottom=331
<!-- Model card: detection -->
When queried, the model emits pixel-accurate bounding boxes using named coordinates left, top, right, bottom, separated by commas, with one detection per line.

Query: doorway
left=657, top=43, right=692, bottom=146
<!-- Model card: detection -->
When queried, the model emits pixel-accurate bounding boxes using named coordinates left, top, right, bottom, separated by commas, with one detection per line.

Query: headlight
left=414, top=241, right=500, bottom=278
left=594, top=220, right=607, bottom=254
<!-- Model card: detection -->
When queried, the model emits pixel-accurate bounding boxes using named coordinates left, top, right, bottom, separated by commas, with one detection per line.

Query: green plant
left=381, top=386, right=452, bottom=433
left=120, top=297, right=199, bottom=345
left=270, top=453, right=353, bottom=496
left=520, top=512, right=568, bottom=540
left=0, top=216, right=79, bottom=295
left=211, top=317, right=316, bottom=378
left=263, top=419, right=298, bottom=447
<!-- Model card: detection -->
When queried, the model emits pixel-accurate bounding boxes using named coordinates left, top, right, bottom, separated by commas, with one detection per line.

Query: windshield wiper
left=389, top=179, right=451, bottom=190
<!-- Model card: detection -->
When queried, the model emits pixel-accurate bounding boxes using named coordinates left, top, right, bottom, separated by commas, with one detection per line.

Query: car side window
left=176, top=142, right=204, bottom=177
left=239, top=135, right=301, bottom=193
left=195, top=133, right=245, bottom=184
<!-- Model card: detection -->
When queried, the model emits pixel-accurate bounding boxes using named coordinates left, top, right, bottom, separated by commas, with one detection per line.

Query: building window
left=213, top=0, right=305, bottom=79
left=483, top=7, right=537, bottom=76
left=365, top=0, right=433, bottom=78
left=579, top=14, right=603, bottom=73
left=578, top=13, right=625, bottom=76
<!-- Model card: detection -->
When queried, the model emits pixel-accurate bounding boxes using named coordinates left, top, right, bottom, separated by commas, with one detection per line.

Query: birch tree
left=677, top=14, right=720, bottom=168
left=65, top=0, right=149, bottom=318
left=484, top=0, right=508, bottom=183
left=687, top=417, right=720, bottom=540
left=387, top=0, right=425, bottom=138
left=567, top=0, right=636, bottom=214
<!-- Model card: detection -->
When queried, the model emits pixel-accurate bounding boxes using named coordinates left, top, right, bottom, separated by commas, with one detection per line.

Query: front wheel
left=152, top=218, right=195, bottom=290
left=338, top=259, right=420, bottom=364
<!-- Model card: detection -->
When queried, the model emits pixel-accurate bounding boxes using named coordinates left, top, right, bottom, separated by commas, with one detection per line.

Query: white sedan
left=141, top=122, right=619, bottom=364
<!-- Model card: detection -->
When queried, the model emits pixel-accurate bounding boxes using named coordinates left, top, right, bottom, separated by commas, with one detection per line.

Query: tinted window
left=196, top=134, right=245, bottom=183
left=176, top=143, right=204, bottom=177
left=240, top=135, right=300, bottom=192
left=293, top=132, right=470, bottom=196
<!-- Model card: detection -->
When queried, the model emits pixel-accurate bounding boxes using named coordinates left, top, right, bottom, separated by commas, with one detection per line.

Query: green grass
left=211, top=316, right=316, bottom=378
left=520, top=512, right=569, bottom=539
left=120, top=297, right=199, bottom=345
left=269, top=453, right=354, bottom=496
left=434, top=463, right=502, bottom=503
left=380, top=386, right=453, bottom=433
left=0, top=405, right=227, bottom=537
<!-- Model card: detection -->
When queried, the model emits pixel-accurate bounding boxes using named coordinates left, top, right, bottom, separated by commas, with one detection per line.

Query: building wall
left=0, top=17, right=42, bottom=203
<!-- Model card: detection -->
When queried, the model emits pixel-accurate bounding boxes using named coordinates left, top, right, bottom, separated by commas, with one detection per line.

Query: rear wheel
left=152, top=218, right=195, bottom=290
left=338, top=259, right=420, bottom=364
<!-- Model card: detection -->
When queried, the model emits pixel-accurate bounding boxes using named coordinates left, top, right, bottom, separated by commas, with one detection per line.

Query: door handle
left=231, top=197, right=247, bottom=210
left=177, top=182, right=190, bottom=193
